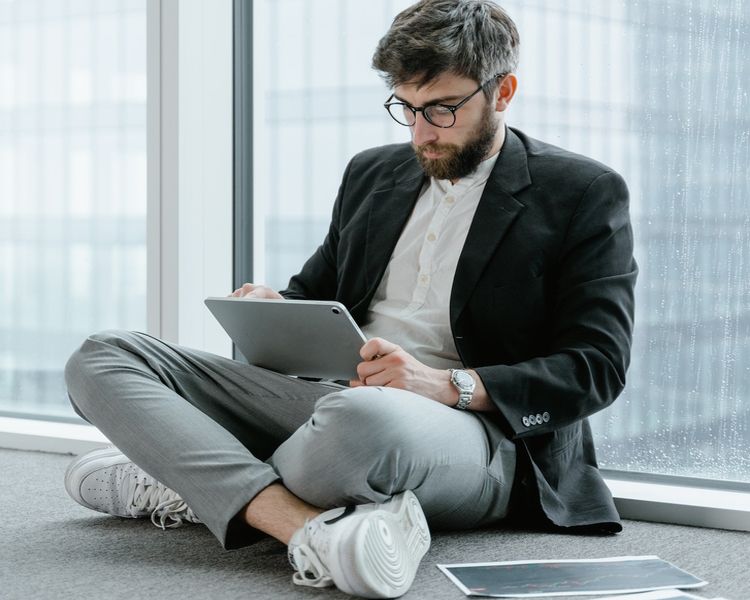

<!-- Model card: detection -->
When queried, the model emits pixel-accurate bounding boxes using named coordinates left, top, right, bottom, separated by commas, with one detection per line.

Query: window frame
left=232, top=0, right=253, bottom=361
left=233, top=0, right=254, bottom=296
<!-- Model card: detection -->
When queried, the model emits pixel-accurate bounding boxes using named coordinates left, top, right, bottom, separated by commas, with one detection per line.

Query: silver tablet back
left=204, top=297, right=367, bottom=380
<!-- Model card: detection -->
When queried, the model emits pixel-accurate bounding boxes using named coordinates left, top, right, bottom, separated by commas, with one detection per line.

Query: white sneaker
left=64, top=447, right=201, bottom=530
left=288, top=490, right=430, bottom=599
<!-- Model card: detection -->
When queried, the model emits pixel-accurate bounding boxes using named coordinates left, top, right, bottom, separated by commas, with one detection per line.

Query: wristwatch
left=449, top=369, right=475, bottom=410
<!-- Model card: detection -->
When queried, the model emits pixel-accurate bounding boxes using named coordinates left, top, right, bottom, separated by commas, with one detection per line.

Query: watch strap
left=455, top=391, right=473, bottom=410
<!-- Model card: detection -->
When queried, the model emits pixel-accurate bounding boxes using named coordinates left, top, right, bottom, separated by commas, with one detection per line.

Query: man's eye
left=430, top=105, right=453, bottom=115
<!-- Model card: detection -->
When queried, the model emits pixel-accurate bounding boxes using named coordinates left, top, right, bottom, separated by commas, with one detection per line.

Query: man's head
left=372, top=0, right=520, bottom=181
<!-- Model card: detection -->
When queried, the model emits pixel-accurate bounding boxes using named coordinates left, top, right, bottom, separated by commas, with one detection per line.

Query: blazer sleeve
left=475, top=170, right=638, bottom=439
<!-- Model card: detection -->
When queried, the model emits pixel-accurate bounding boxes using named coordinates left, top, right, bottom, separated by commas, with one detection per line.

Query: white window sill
left=0, top=417, right=111, bottom=455
left=1, top=417, right=748, bottom=533
left=605, top=475, right=750, bottom=532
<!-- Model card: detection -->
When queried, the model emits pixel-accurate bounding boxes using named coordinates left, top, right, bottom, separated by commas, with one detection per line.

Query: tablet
left=204, top=297, right=367, bottom=380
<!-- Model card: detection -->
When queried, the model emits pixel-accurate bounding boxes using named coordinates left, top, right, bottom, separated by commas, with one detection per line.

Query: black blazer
left=281, top=127, right=637, bottom=533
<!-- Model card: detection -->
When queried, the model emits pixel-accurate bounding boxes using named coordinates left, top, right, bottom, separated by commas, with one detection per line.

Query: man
left=63, top=1, right=637, bottom=598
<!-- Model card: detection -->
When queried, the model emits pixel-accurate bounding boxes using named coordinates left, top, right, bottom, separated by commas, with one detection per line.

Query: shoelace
left=121, top=473, right=201, bottom=530
left=289, top=544, right=333, bottom=589
left=150, top=496, right=201, bottom=530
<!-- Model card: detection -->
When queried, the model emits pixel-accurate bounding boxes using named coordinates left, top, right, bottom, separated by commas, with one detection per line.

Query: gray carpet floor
left=1, top=447, right=747, bottom=600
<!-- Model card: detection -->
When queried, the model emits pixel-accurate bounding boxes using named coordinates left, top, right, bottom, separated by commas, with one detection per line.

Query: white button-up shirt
left=361, top=152, right=499, bottom=369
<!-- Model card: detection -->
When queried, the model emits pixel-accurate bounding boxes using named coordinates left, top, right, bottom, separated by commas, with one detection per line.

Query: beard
left=413, top=104, right=499, bottom=181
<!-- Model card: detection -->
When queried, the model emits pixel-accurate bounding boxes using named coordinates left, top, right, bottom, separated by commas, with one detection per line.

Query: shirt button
left=420, top=275, right=429, bottom=284
left=427, top=232, right=436, bottom=242
left=445, top=195, right=455, bottom=204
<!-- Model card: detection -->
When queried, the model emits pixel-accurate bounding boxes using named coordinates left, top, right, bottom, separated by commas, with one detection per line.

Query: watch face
left=453, top=370, right=474, bottom=389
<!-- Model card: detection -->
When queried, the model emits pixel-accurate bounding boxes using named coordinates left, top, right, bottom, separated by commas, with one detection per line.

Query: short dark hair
left=372, top=0, right=520, bottom=93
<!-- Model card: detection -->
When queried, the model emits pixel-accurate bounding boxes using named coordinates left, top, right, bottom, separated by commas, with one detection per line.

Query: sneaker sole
left=340, top=490, right=431, bottom=598
left=64, top=446, right=128, bottom=510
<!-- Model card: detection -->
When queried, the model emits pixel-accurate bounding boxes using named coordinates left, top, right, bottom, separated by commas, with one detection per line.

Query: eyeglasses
left=383, top=74, right=506, bottom=129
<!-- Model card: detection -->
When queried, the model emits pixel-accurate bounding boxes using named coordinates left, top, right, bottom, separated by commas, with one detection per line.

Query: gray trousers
left=64, top=330, right=516, bottom=549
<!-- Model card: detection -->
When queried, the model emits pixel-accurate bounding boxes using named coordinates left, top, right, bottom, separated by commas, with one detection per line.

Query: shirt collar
left=433, top=150, right=501, bottom=195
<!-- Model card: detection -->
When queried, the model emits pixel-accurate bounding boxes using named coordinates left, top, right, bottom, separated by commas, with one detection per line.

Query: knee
left=65, top=329, right=129, bottom=380
left=83, top=328, right=142, bottom=351
left=64, top=329, right=134, bottom=414
left=274, top=387, right=432, bottom=505
left=315, top=386, right=393, bottom=428
left=311, top=387, right=423, bottom=455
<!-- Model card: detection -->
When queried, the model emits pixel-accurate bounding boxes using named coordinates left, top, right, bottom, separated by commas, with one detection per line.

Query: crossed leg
left=65, top=329, right=515, bottom=548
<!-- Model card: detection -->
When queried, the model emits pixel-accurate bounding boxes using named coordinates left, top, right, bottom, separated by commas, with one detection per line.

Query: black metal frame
left=232, top=0, right=253, bottom=361
left=383, top=73, right=505, bottom=128
left=233, top=0, right=253, bottom=291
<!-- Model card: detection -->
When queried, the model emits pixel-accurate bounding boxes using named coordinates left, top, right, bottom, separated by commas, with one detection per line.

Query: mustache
left=414, top=142, right=457, bottom=156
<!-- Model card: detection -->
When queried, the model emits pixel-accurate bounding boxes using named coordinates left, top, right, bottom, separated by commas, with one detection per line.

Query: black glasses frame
left=383, top=73, right=506, bottom=128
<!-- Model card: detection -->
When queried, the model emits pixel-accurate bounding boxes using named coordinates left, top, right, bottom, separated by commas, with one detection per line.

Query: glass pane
left=252, top=0, right=417, bottom=288
left=0, top=0, right=147, bottom=421
left=502, top=0, right=750, bottom=483
left=253, top=0, right=749, bottom=482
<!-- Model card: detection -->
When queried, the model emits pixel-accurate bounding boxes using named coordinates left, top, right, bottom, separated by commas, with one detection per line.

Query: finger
left=234, top=289, right=247, bottom=297
left=242, top=283, right=263, bottom=298
left=360, top=337, right=399, bottom=361
left=359, top=339, right=377, bottom=360
left=246, top=284, right=282, bottom=300
left=356, top=358, right=385, bottom=381
left=363, top=371, right=395, bottom=387
left=349, top=379, right=363, bottom=387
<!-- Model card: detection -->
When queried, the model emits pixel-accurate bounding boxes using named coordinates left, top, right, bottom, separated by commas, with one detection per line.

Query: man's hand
left=230, top=283, right=284, bottom=300
left=350, top=337, right=459, bottom=406
left=350, top=337, right=495, bottom=411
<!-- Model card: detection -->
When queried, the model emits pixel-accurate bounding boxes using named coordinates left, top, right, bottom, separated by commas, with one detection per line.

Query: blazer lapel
left=450, top=128, right=532, bottom=325
left=355, top=155, right=424, bottom=312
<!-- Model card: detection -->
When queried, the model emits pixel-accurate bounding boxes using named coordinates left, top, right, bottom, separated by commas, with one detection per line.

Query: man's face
left=393, top=72, right=500, bottom=181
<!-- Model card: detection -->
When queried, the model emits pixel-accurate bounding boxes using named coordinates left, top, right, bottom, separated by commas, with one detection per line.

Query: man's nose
left=410, top=112, right=439, bottom=147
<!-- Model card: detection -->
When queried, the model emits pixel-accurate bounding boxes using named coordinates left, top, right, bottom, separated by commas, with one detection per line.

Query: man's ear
left=494, top=73, right=518, bottom=112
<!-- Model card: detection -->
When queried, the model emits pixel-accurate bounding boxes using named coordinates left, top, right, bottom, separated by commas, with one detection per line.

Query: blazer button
left=522, top=416, right=530, bottom=427
left=528, top=414, right=537, bottom=425
left=535, top=413, right=543, bottom=424
left=542, top=412, right=550, bottom=423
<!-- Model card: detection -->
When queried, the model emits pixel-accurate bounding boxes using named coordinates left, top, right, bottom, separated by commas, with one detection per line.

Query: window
left=251, top=0, right=415, bottom=288
left=0, top=0, right=147, bottom=421
left=252, top=0, right=749, bottom=485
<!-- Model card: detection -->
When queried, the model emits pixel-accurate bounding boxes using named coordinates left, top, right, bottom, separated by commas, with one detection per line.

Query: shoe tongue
left=288, top=505, right=357, bottom=559
left=288, top=525, right=307, bottom=549
left=287, top=526, right=311, bottom=571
